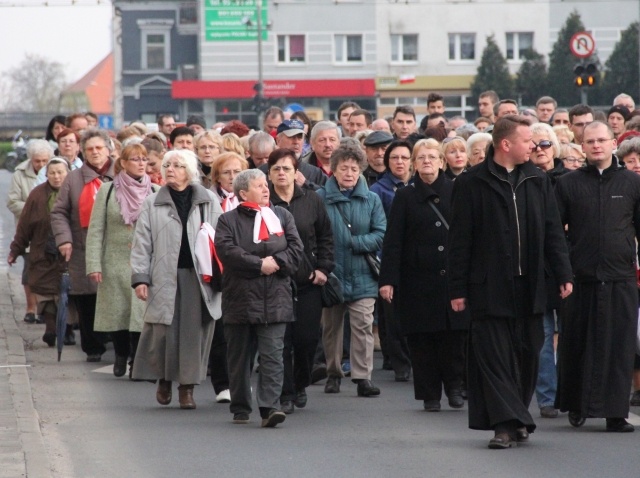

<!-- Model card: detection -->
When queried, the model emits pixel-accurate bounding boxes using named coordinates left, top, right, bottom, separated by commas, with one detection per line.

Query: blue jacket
left=369, top=171, right=414, bottom=218
left=316, top=176, right=386, bottom=301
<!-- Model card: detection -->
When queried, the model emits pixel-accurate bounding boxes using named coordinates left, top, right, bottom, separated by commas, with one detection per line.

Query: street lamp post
left=257, top=0, right=264, bottom=130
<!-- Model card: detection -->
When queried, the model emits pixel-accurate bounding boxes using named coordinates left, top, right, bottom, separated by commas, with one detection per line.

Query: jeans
left=535, top=307, right=557, bottom=408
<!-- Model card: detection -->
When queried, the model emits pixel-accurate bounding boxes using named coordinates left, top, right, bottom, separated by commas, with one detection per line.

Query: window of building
left=448, top=33, right=475, bottom=61
left=335, top=34, right=363, bottom=63
left=145, top=34, right=167, bottom=69
left=390, top=34, right=418, bottom=62
left=179, top=2, right=197, bottom=25
left=506, top=32, right=533, bottom=61
left=138, top=19, right=173, bottom=70
left=277, top=35, right=306, bottom=63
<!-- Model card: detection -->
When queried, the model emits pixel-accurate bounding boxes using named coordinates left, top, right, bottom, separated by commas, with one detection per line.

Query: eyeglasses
left=561, top=157, right=585, bottom=164
left=199, top=144, right=220, bottom=151
left=389, top=155, right=411, bottom=162
left=583, top=138, right=612, bottom=146
left=442, top=136, right=465, bottom=144
left=86, top=146, right=105, bottom=153
left=220, top=169, right=242, bottom=176
left=271, top=166, right=294, bottom=173
left=58, top=139, right=77, bottom=145
left=415, top=156, right=440, bottom=163
left=162, top=162, right=186, bottom=169
left=128, top=156, right=149, bottom=163
left=532, top=140, right=553, bottom=151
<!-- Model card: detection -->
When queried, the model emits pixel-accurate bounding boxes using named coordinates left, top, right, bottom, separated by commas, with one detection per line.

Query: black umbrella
left=56, top=264, right=71, bottom=361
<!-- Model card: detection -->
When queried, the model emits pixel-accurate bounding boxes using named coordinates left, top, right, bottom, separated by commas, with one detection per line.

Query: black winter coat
left=448, top=149, right=573, bottom=318
left=555, top=159, right=640, bottom=281
left=215, top=204, right=304, bottom=325
left=269, top=184, right=335, bottom=287
left=379, top=172, right=469, bottom=334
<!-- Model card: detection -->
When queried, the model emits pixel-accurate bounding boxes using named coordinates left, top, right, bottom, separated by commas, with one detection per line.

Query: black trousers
left=209, top=319, right=230, bottom=394
left=407, top=330, right=465, bottom=401
left=281, top=285, right=323, bottom=401
left=379, top=298, right=411, bottom=375
left=69, top=294, right=106, bottom=356
left=111, top=330, right=141, bottom=362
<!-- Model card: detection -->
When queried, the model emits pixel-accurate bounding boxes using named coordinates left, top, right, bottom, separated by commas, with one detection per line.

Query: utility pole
left=257, top=0, right=264, bottom=130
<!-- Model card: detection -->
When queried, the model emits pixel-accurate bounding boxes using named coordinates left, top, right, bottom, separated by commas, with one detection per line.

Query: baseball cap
left=276, top=119, right=305, bottom=137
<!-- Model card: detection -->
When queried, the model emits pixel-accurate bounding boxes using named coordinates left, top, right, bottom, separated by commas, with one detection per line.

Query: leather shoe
left=280, top=400, right=294, bottom=414
left=606, top=418, right=635, bottom=433
left=423, top=400, right=441, bottom=412
left=324, top=376, right=341, bottom=394
left=178, top=384, right=196, bottom=409
left=113, top=355, right=128, bottom=377
left=42, top=332, right=56, bottom=347
left=356, top=379, right=380, bottom=397
left=447, top=390, right=464, bottom=409
left=156, top=379, right=172, bottom=405
left=382, top=357, right=393, bottom=371
left=395, top=371, right=410, bottom=382
left=540, top=406, right=558, bottom=418
left=516, top=427, right=529, bottom=442
left=488, top=432, right=517, bottom=449
left=86, top=354, right=102, bottom=363
left=294, top=389, right=307, bottom=408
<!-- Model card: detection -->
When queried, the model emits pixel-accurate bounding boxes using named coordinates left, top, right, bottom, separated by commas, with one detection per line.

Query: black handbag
left=335, top=204, right=381, bottom=280
left=301, top=252, right=343, bottom=307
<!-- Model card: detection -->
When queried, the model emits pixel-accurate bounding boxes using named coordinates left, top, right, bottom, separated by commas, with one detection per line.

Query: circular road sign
left=570, top=32, right=596, bottom=59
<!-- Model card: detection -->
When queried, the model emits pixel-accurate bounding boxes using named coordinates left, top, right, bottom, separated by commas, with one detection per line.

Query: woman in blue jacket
left=316, top=142, right=386, bottom=397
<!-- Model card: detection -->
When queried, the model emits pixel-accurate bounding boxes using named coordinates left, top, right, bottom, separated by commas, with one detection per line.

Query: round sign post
left=570, top=32, right=596, bottom=59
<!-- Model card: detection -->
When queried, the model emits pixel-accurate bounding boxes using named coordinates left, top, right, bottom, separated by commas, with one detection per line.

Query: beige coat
left=7, top=159, right=38, bottom=225
left=50, top=161, right=115, bottom=295
left=130, top=184, right=223, bottom=325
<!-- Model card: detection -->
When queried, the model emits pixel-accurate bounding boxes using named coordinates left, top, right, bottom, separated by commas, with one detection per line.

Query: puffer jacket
left=130, top=184, right=223, bottom=325
left=215, top=204, right=303, bottom=325
left=7, top=159, right=38, bottom=224
left=316, top=176, right=386, bottom=301
left=370, top=170, right=414, bottom=218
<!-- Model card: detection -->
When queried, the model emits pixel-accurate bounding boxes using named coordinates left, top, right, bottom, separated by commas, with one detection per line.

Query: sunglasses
left=532, top=140, right=553, bottom=151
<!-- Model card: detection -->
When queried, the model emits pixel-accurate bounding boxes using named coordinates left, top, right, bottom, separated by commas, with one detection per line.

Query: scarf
left=79, top=177, right=103, bottom=228
left=218, top=187, right=239, bottom=212
left=113, top=171, right=152, bottom=225
left=195, top=222, right=224, bottom=283
left=239, top=202, right=284, bottom=243
left=47, top=189, right=59, bottom=213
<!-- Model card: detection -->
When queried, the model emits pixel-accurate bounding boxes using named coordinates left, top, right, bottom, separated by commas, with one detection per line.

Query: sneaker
left=233, top=413, right=250, bottom=424
left=261, top=409, right=286, bottom=428
left=630, top=390, right=640, bottom=406
left=23, top=313, right=37, bottom=324
left=216, top=389, right=231, bottom=403
left=280, top=400, right=294, bottom=414
left=540, top=406, right=559, bottom=418
left=341, top=360, right=351, bottom=377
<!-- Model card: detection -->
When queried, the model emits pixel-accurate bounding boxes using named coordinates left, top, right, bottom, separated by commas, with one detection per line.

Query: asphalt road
left=1, top=169, right=640, bottom=478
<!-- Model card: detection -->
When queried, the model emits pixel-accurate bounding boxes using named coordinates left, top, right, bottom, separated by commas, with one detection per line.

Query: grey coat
left=50, top=161, right=115, bottom=295
left=130, top=184, right=223, bottom=325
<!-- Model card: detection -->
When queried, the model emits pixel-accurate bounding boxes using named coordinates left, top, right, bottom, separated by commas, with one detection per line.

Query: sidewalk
left=0, top=266, right=50, bottom=478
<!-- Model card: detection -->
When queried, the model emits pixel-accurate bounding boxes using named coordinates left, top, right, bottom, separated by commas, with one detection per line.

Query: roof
left=65, top=53, right=113, bottom=115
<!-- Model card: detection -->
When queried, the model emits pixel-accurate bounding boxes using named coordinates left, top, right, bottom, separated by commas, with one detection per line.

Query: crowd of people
left=6, top=90, right=640, bottom=443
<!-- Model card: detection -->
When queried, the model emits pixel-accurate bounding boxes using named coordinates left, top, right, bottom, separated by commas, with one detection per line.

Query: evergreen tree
left=602, top=22, right=639, bottom=105
left=470, top=35, right=515, bottom=101
left=547, top=11, right=603, bottom=106
left=516, top=49, right=548, bottom=106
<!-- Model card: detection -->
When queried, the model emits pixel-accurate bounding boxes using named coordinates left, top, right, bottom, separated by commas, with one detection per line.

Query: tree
left=470, top=35, right=515, bottom=101
left=516, top=49, right=548, bottom=106
left=602, top=22, right=639, bottom=105
left=547, top=11, right=604, bottom=106
left=2, top=53, right=67, bottom=112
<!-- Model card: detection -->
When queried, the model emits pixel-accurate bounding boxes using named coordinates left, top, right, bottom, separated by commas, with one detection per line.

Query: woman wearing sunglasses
left=527, top=122, right=567, bottom=420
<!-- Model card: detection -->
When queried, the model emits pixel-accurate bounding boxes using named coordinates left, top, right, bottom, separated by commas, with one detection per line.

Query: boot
left=64, top=324, right=76, bottom=346
left=42, top=313, right=56, bottom=347
left=156, top=379, right=172, bottom=405
left=178, top=384, right=196, bottom=409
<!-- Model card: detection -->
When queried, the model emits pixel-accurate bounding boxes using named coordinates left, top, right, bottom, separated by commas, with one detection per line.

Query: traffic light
left=574, top=63, right=597, bottom=87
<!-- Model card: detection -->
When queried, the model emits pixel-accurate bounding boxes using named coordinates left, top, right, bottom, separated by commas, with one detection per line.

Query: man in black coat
left=448, top=115, right=573, bottom=449
left=554, top=121, right=640, bottom=433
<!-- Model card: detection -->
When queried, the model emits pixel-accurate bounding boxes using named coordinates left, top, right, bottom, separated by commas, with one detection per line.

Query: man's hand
left=379, top=285, right=394, bottom=303
left=559, top=282, right=573, bottom=299
left=451, top=298, right=466, bottom=312
left=58, top=243, right=72, bottom=262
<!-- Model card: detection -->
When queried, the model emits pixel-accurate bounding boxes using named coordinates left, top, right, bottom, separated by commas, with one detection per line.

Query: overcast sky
left=0, top=4, right=112, bottom=84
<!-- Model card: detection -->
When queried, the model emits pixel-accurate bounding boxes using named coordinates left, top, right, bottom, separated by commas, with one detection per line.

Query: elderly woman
left=617, top=137, right=640, bottom=407
left=7, top=139, right=54, bottom=324
left=86, top=144, right=158, bottom=377
left=442, top=137, right=469, bottom=180
left=8, top=157, right=69, bottom=345
left=215, top=169, right=303, bottom=427
left=559, top=143, right=586, bottom=171
left=466, top=133, right=492, bottom=167
left=51, top=129, right=116, bottom=362
left=211, top=152, right=249, bottom=211
left=131, top=149, right=222, bottom=409
left=379, top=138, right=469, bottom=411
left=195, top=130, right=225, bottom=188
left=530, top=122, right=565, bottom=183
left=552, top=125, right=574, bottom=145
left=37, top=129, right=83, bottom=186
left=267, top=148, right=334, bottom=413
left=317, top=143, right=386, bottom=397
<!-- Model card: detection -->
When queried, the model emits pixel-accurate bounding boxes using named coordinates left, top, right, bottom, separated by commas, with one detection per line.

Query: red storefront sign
left=172, top=79, right=376, bottom=99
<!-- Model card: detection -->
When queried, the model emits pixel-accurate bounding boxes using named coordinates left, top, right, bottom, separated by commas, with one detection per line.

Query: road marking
left=91, top=365, right=114, bottom=374
left=0, top=364, right=31, bottom=368
left=627, top=412, right=640, bottom=426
